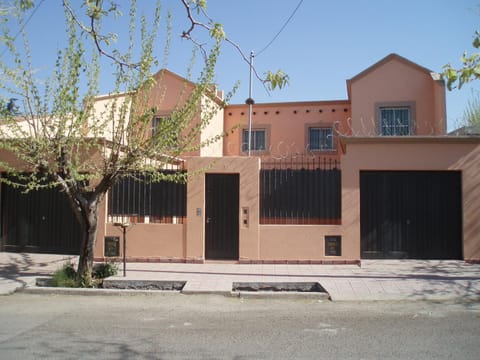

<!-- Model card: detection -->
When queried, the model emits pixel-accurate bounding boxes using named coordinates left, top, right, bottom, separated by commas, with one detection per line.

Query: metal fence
left=108, top=170, right=187, bottom=224
left=260, top=155, right=341, bottom=225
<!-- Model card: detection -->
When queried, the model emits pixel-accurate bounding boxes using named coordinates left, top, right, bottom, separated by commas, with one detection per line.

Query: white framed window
left=380, top=107, right=411, bottom=136
left=242, top=129, right=266, bottom=152
left=308, top=127, right=334, bottom=151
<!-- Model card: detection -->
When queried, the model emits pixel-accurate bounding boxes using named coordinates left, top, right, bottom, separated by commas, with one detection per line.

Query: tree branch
left=63, top=0, right=140, bottom=70
left=180, top=0, right=266, bottom=87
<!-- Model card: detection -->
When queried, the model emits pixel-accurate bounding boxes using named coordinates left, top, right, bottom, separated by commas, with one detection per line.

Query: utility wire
left=0, top=0, right=46, bottom=58
left=256, top=0, right=304, bottom=57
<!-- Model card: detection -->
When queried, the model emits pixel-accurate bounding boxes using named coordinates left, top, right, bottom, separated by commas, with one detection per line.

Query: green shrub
left=50, top=261, right=118, bottom=288
left=52, top=262, right=78, bottom=288
left=93, top=262, right=118, bottom=279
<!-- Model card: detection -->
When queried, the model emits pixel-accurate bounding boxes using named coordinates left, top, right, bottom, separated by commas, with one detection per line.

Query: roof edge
left=226, top=99, right=350, bottom=108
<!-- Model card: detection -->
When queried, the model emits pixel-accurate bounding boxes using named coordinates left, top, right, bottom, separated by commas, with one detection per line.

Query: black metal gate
left=360, top=171, right=462, bottom=259
left=205, top=174, right=239, bottom=260
left=1, top=183, right=82, bottom=255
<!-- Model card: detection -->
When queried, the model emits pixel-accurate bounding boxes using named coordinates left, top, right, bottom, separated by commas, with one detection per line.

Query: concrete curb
left=328, top=293, right=480, bottom=303
left=0, top=287, right=21, bottom=296
left=235, top=291, right=330, bottom=300
left=0, top=281, right=25, bottom=296
left=21, top=285, right=332, bottom=300
left=20, top=282, right=333, bottom=300
left=12, top=283, right=480, bottom=303
left=21, top=286, right=182, bottom=297
left=181, top=290, right=235, bottom=296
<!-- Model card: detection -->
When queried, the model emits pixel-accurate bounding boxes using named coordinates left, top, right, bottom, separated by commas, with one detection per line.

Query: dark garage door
left=360, top=171, right=462, bottom=259
left=1, top=183, right=82, bottom=255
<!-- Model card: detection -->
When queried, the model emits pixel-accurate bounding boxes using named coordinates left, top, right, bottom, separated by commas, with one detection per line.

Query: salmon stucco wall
left=0, top=149, right=26, bottom=170
left=141, top=70, right=225, bottom=157
left=145, top=70, right=196, bottom=115
left=348, top=55, right=445, bottom=136
left=185, top=156, right=260, bottom=262
left=341, top=137, right=480, bottom=261
left=223, top=101, right=351, bottom=160
left=432, top=78, right=447, bottom=134
left=104, top=223, right=184, bottom=260
left=258, top=225, right=353, bottom=261
left=95, top=199, right=186, bottom=261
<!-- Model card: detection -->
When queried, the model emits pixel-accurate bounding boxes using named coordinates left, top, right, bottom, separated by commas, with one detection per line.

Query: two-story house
left=1, top=54, right=479, bottom=263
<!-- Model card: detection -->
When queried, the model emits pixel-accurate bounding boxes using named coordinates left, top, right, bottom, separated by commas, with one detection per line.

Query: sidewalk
left=1, top=252, right=480, bottom=302
left=0, top=253, right=77, bottom=296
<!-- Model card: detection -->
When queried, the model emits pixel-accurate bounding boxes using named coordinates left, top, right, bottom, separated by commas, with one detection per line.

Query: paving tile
left=2, top=254, right=480, bottom=301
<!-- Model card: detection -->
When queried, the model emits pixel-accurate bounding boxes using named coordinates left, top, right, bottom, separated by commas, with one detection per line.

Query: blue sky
left=3, top=0, right=479, bottom=131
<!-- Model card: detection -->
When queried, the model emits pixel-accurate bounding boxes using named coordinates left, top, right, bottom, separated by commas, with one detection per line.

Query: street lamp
left=113, top=222, right=130, bottom=277
left=246, top=51, right=255, bottom=156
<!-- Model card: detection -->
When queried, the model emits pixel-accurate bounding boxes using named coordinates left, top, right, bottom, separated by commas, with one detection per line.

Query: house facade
left=2, top=54, right=480, bottom=263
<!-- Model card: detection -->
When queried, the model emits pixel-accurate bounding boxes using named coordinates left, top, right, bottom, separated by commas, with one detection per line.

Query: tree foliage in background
left=462, top=90, right=480, bottom=129
left=0, top=0, right=289, bottom=286
left=442, top=31, right=480, bottom=90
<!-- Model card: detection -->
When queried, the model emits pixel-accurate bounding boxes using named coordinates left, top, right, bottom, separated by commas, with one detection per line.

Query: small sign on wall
left=325, top=235, right=341, bottom=256
left=105, top=236, right=120, bottom=257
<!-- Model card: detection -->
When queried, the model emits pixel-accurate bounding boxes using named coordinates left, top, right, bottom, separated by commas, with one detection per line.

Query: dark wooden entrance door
left=360, top=171, right=462, bottom=259
left=205, top=174, right=239, bottom=260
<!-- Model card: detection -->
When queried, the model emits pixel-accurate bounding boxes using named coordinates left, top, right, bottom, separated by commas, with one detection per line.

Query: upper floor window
left=308, top=127, right=334, bottom=151
left=152, top=116, right=170, bottom=136
left=380, top=107, right=411, bottom=136
left=152, top=116, right=179, bottom=149
left=242, top=129, right=266, bottom=152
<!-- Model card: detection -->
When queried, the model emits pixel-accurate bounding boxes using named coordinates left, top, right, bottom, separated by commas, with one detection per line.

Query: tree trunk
left=76, top=196, right=101, bottom=287
left=59, top=172, right=115, bottom=287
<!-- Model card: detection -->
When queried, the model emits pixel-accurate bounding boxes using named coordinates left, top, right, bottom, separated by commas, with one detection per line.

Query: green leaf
left=265, top=70, right=290, bottom=90
left=17, top=0, right=35, bottom=11
left=474, top=65, right=480, bottom=76
left=209, top=23, right=225, bottom=40
left=474, top=31, right=480, bottom=49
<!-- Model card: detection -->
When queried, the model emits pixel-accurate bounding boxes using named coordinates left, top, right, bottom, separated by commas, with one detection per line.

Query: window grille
left=260, top=156, right=341, bottom=225
left=380, top=108, right=410, bottom=136
left=242, top=129, right=266, bottom=152
left=108, top=170, right=186, bottom=224
left=308, top=127, right=334, bottom=151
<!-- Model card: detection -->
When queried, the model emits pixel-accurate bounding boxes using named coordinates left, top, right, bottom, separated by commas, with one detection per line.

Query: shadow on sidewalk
left=0, top=253, right=76, bottom=288
left=405, top=261, right=480, bottom=301
left=121, top=267, right=480, bottom=282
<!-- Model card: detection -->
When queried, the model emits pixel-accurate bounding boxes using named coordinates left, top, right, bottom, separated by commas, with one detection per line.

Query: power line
left=256, top=0, right=304, bottom=57
left=0, top=0, right=46, bottom=58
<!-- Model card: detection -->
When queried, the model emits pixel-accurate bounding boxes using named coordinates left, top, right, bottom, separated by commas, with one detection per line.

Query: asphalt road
left=0, top=293, right=479, bottom=359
